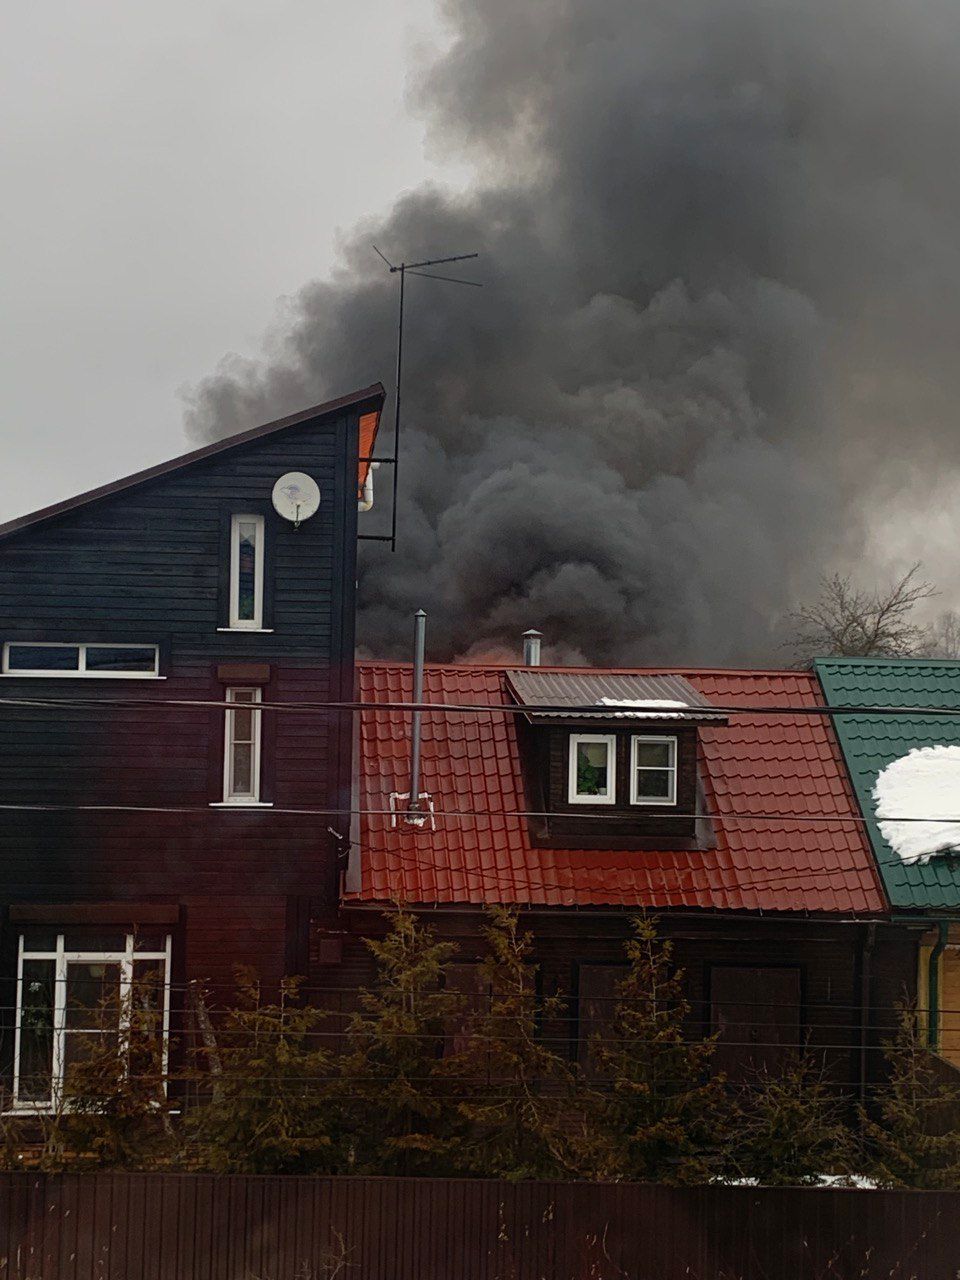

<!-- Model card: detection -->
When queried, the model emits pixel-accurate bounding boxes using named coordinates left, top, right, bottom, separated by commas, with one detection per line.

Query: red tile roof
left=346, top=662, right=888, bottom=915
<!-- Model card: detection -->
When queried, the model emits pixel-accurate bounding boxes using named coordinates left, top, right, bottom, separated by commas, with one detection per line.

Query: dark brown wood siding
left=534, top=725, right=698, bottom=845
left=334, top=909, right=916, bottom=1091
left=0, top=403, right=363, bottom=1003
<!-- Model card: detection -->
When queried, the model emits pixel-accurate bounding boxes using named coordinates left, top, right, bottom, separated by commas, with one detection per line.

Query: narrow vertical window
left=229, top=514, right=264, bottom=629
left=568, top=733, right=617, bottom=804
left=223, top=687, right=262, bottom=802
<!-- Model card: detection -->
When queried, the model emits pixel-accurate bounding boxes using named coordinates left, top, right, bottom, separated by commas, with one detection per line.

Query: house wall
left=0, top=402, right=367, bottom=1032
left=919, top=926, right=960, bottom=1068
left=326, top=909, right=915, bottom=1090
left=532, top=725, right=699, bottom=846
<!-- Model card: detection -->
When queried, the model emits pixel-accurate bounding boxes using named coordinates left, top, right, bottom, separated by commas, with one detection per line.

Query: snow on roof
left=595, top=697, right=692, bottom=718
left=873, top=744, right=960, bottom=865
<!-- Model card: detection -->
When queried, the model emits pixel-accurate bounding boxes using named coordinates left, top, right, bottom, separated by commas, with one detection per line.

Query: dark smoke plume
left=185, top=0, right=960, bottom=665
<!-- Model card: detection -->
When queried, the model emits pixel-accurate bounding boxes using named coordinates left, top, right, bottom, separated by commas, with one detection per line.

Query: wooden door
left=710, top=966, right=801, bottom=1081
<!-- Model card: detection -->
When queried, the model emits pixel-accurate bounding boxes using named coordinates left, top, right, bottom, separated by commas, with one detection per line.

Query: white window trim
left=568, top=733, right=617, bottom=805
left=228, top=513, right=265, bottom=630
left=630, top=734, right=678, bottom=806
left=1, top=642, right=160, bottom=678
left=222, top=686, right=263, bottom=804
left=10, top=932, right=172, bottom=1114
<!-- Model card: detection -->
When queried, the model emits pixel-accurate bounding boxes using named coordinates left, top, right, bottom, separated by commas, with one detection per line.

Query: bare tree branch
left=786, top=564, right=937, bottom=664
left=927, top=609, right=960, bottom=659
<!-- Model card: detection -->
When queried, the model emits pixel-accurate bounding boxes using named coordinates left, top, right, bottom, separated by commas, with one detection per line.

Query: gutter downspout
left=928, top=919, right=950, bottom=1050
left=859, top=922, right=876, bottom=1106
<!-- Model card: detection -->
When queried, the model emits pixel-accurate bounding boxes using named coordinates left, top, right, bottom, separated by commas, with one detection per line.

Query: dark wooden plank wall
left=0, top=406, right=362, bottom=996
left=1, top=1173, right=957, bottom=1280
left=539, top=725, right=699, bottom=844
left=324, top=913, right=916, bottom=1088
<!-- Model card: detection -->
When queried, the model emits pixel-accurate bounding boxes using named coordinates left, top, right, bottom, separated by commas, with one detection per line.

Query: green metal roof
left=815, top=658, right=960, bottom=912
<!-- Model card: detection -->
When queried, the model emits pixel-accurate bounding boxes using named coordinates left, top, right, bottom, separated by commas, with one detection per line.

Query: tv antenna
left=359, top=247, right=481, bottom=551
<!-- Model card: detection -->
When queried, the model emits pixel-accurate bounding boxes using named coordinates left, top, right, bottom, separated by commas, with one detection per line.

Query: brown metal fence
left=0, top=1173, right=958, bottom=1280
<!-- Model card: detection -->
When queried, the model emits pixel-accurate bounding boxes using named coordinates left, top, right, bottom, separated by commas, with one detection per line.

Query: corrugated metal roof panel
left=347, top=661, right=886, bottom=915
left=815, top=658, right=960, bottom=911
left=505, top=669, right=723, bottom=720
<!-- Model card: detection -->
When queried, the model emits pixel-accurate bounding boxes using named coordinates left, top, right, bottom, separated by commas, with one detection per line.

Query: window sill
left=209, top=801, right=274, bottom=809
left=216, top=627, right=274, bottom=634
left=0, top=673, right=166, bottom=680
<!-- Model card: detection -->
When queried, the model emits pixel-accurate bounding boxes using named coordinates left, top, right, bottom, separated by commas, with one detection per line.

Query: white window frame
left=10, top=932, right=172, bottom=1113
left=222, top=686, right=263, bottom=803
left=567, top=733, right=617, bottom=805
left=630, top=734, right=678, bottom=806
left=1, top=642, right=160, bottom=678
left=228, top=514, right=265, bottom=630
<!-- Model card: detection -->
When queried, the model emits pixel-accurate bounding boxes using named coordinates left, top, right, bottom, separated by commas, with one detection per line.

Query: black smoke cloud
left=184, top=0, right=960, bottom=665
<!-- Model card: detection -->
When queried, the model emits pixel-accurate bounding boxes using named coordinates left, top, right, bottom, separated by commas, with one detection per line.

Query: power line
left=0, top=799, right=915, bottom=900
left=0, top=798, right=954, bottom=825
left=5, top=691, right=960, bottom=719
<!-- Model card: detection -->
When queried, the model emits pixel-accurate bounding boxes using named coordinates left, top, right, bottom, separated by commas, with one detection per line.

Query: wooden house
left=0, top=383, right=383, bottom=1110
left=338, top=656, right=916, bottom=1091
left=817, top=658, right=960, bottom=1069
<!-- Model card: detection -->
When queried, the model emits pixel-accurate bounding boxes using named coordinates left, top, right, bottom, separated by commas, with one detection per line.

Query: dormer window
left=630, top=735, right=677, bottom=805
left=506, top=667, right=727, bottom=851
left=568, top=734, right=617, bottom=804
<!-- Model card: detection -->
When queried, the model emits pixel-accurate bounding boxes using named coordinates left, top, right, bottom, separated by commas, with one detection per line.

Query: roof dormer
left=504, top=669, right=727, bottom=850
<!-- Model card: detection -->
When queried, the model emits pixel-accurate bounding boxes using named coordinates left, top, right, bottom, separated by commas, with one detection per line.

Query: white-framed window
left=11, top=932, right=171, bottom=1112
left=229, top=514, right=265, bottom=629
left=630, top=735, right=678, bottom=805
left=2, top=642, right=159, bottom=677
left=222, top=686, right=262, bottom=803
left=568, top=733, right=617, bottom=804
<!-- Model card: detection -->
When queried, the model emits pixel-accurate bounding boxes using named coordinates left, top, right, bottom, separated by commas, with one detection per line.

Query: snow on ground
left=718, top=1175, right=878, bottom=1189
left=596, top=698, right=692, bottom=718
left=873, top=744, right=960, bottom=864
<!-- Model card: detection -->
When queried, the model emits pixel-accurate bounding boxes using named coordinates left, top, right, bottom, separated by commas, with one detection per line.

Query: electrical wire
left=0, top=686, right=951, bottom=905
left=0, top=799, right=952, bottom=825
left=0, top=795, right=929, bottom=900
left=5, top=692, right=960, bottom=719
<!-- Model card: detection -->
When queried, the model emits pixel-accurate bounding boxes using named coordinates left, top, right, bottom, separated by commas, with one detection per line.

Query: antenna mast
left=360, top=247, right=481, bottom=551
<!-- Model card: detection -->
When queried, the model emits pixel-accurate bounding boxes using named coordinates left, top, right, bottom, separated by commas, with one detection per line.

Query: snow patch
left=596, top=697, right=691, bottom=718
left=873, top=744, right=960, bottom=864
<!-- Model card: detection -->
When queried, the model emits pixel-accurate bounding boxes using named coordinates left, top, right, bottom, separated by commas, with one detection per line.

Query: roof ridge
left=356, top=658, right=814, bottom=676
left=815, top=656, right=960, bottom=667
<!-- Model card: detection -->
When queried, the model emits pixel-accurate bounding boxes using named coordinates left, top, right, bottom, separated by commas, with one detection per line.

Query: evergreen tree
left=55, top=970, right=177, bottom=1170
left=446, top=906, right=593, bottom=1180
left=187, top=970, right=339, bottom=1174
left=861, top=1001, right=960, bottom=1189
left=339, top=908, right=463, bottom=1175
left=730, top=1049, right=856, bottom=1186
left=591, top=914, right=728, bottom=1184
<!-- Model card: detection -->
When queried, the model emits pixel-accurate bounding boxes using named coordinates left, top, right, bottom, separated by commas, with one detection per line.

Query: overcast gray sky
left=4, top=0, right=959, bottom=658
left=0, top=0, right=457, bottom=522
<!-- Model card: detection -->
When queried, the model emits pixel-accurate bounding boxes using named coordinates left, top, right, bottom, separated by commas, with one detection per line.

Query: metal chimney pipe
left=407, top=609, right=427, bottom=816
left=522, top=629, right=543, bottom=666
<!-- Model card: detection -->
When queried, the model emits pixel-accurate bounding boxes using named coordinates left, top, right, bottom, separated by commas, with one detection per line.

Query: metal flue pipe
left=522, top=629, right=543, bottom=666
left=407, top=609, right=427, bottom=817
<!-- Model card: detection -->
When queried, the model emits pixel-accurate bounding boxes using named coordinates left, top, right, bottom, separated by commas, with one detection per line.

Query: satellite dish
left=272, top=472, right=321, bottom=528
